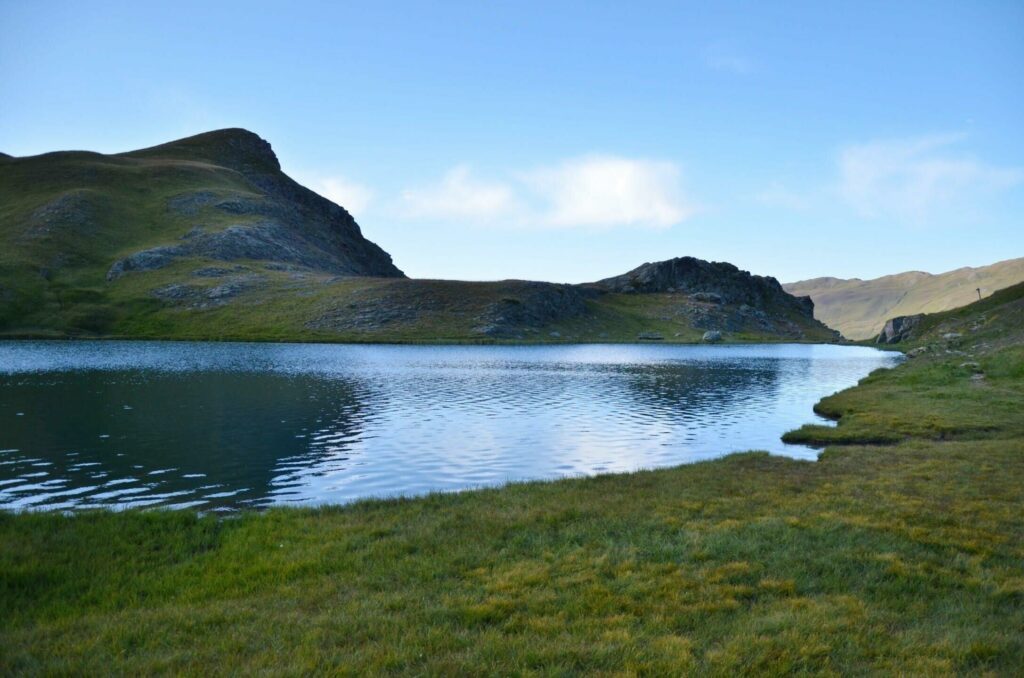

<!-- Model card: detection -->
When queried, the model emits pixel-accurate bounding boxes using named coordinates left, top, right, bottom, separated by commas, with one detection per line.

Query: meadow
left=2, top=285, right=1022, bottom=675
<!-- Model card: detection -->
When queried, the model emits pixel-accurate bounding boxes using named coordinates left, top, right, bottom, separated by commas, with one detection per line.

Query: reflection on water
left=0, top=341, right=899, bottom=511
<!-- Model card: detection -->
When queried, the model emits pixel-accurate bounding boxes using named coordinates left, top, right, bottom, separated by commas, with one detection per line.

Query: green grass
left=1, top=133, right=834, bottom=344
left=2, top=286, right=1023, bottom=673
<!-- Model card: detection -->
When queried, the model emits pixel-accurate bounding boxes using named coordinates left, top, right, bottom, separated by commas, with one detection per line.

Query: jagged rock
left=943, top=332, right=963, bottom=341
left=466, top=284, right=589, bottom=338
left=876, top=314, right=923, bottom=344
left=689, top=292, right=724, bottom=304
left=106, top=129, right=403, bottom=281
left=595, top=256, right=815, bottom=317
left=906, top=346, right=930, bottom=358
left=637, top=331, right=664, bottom=340
left=702, top=330, right=722, bottom=343
left=108, top=218, right=394, bottom=281
left=107, top=247, right=180, bottom=280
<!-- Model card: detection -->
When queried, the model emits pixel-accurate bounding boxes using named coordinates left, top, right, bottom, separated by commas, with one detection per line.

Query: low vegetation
left=1, top=131, right=833, bottom=344
left=2, top=290, right=1022, bottom=673
left=784, top=257, right=1024, bottom=340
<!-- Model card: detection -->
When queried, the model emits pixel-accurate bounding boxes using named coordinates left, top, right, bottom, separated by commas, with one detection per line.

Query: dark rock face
left=151, top=274, right=265, bottom=309
left=877, top=314, right=924, bottom=344
left=307, top=280, right=590, bottom=337
left=474, top=283, right=589, bottom=337
left=112, top=129, right=403, bottom=280
left=689, top=292, right=724, bottom=304
left=594, top=256, right=815, bottom=318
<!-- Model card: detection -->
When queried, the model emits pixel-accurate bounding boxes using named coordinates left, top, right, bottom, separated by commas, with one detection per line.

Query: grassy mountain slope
left=3, top=281, right=1023, bottom=673
left=784, top=257, right=1024, bottom=340
left=0, top=128, right=402, bottom=335
left=1, top=131, right=833, bottom=343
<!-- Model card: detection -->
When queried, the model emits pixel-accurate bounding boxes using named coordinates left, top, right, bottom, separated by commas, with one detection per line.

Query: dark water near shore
left=0, top=341, right=899, bottom=511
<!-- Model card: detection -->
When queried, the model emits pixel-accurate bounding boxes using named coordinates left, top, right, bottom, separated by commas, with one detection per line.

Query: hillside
left=784, top=257, right=1024, bottom=340
left=1, top=129, right=833, bottom=343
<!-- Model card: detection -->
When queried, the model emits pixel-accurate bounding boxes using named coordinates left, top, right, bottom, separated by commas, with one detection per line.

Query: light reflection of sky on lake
left=0, top=341, right=900, bottom=511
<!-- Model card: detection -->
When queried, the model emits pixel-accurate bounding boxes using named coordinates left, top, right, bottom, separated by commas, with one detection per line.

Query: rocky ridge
left=107, top=129, right=403, bottom=279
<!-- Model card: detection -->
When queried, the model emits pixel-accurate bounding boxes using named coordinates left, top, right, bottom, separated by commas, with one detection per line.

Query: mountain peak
left=123, top=128, right=280, bottom=173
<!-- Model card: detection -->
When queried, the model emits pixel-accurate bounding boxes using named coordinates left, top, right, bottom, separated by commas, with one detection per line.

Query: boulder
left=689, top=292, right=724, bottom=304
left=702, top=330, right=723, bottom=343
left=876, top=314, right=923, bottom=344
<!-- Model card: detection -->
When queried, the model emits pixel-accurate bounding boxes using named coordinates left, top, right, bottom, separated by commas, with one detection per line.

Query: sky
left=2, top=0, right=1022, bottom=283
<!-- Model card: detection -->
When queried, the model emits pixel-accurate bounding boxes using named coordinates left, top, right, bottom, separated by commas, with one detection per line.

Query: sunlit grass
left=2, top=285, right=1023, bottom=673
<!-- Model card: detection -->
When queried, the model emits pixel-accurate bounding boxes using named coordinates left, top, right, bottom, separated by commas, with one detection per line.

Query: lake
left=0, top=341, right=900, bottom=511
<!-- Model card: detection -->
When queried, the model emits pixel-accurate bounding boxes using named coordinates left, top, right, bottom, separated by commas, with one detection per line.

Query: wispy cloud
left=309, top=176, right=375, bottom=216
left=837, top=134, right=1023, bottom=223
left=525, top=156, right=695, bottom=229
left=399, top=165, right=517, bottom=222
left=396, top=156, right=697, bottom=230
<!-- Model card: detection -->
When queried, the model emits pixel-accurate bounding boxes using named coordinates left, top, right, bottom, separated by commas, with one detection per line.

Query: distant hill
left=784, top=258, right=1024, bottom=340
left=1, top=129, right=832, bottom=343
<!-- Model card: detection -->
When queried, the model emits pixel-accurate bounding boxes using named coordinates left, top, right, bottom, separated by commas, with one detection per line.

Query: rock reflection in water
left=0, top=341, right=899, bottom=511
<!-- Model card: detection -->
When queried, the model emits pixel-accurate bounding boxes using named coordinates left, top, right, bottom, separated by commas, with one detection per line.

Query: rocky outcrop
left=24, top=190, right=108, bottom=240
left=594, top=256, right=815, bottom=318
left=473, top=283, right=590, bottom=337
left=112, top=129, right=403, bottom=280
left=107, top=217, right=391, bottom=281
left=876, top=314, right=923, bottom=344
left=306, top=279, right=591, bottom=337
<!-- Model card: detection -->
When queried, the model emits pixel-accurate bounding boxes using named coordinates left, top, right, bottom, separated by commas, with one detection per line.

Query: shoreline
left=2, top=287, right=1020, bottom=673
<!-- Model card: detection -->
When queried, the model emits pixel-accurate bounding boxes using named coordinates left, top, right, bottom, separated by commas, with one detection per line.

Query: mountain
left=1, top=129, right=833, bottom=343
left=0, top=128, right=401, bottom=332
left=784, top=257, right=1024, bottom=340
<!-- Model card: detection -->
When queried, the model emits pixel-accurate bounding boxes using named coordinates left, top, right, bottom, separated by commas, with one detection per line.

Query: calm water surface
left=0, top=341, right=899, bottom=511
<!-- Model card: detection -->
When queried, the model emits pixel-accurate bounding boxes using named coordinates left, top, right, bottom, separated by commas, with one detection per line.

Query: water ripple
left=0, top=341, right=900, bottom=511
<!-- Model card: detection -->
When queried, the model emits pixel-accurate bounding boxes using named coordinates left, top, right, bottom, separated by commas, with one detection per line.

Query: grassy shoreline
left=0, top=331, right=844, bottom=346
left=2, top=287, right=1022, bottom=674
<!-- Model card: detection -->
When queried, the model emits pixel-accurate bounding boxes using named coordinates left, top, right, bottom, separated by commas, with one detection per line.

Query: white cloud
left=397, top=156, right=696, bottom=230
left=399, top=165, right=517, bottom=222
left=837, top=134, right=1023, bottom=223
left=525, top=156, right=695, bottom=229
left=307, top=176, right=375, bottom=216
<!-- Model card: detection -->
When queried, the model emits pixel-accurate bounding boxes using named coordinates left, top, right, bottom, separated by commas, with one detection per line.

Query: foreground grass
left=2, top=288, right=1023, bottom=674
left=3, top=441, right=1022, bottom=674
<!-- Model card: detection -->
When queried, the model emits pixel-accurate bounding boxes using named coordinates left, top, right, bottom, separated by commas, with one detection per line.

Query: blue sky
left=2, top=0, right=1022, bottom=283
